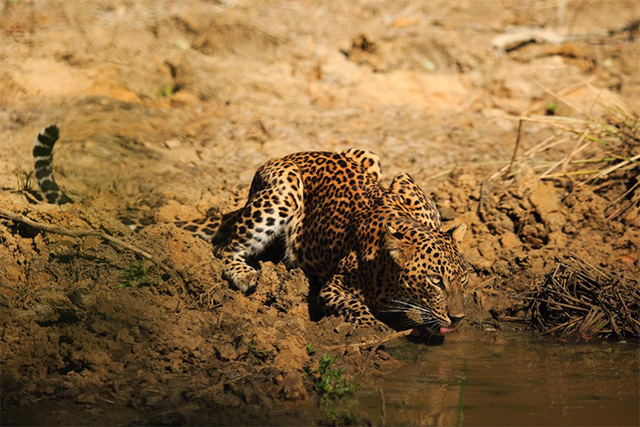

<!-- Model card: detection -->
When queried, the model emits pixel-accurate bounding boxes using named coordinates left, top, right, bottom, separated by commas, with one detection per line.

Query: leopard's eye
left=428, top=275, right=444, bottom=290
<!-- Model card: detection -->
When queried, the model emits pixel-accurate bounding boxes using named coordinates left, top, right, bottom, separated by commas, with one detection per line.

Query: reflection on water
left=353, top=333, right=639, bottom=426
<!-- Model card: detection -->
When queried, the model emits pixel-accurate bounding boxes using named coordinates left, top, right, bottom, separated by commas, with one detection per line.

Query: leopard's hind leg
left=218, top=159, right=304, bottom=292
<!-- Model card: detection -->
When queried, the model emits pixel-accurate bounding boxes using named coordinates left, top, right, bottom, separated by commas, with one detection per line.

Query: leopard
left=32, top=125, right=469, bottom=334
left=177, top=149, right=469, bottom=334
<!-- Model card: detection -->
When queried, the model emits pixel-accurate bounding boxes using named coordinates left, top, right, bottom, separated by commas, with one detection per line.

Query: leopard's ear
left=384, top=223, right=411, bottom=265
left=448, top=223, right=467, bottom=244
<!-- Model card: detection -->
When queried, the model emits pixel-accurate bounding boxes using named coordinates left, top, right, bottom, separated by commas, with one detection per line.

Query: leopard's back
left=278, top=150, right=385, bottom=281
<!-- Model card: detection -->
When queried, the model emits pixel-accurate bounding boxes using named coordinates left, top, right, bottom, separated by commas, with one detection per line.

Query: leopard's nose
left=450, top=314, right=465, bottom=325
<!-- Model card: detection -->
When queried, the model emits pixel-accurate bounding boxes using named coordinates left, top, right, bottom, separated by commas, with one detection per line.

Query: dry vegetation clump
left=495, top=101, right=637, bottom=179
left=486, top=96, right=639, bottom=262
left=509, top=98, right=639, bottom=340
left=523, top=255, right=640, bottom=341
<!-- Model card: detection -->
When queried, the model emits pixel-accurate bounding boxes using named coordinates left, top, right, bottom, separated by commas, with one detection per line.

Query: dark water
left=352, top=332, right=639, bottom=426
left=3, top=333, right=637, bottom=426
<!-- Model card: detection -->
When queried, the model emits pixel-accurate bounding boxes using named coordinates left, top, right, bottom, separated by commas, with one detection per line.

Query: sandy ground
left=1, top=0, right=638, bottom=424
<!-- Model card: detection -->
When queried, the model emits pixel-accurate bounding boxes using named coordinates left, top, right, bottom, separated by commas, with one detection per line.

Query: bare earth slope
left=1, top=1, right=638, bottom=424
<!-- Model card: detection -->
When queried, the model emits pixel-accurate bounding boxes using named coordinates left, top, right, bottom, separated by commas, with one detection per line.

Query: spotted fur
left=187, top=149, right=469, bottom=333
left=32, top=125, right=73, bottom=204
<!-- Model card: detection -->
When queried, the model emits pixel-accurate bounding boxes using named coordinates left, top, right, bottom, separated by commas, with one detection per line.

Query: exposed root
left=326, top=330, right=412, bottom=351
left=0, top=207, right=185, bottom=291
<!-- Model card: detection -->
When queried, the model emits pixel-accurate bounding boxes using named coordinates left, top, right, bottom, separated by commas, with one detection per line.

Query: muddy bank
left=1, top=0, right=638, bottom=424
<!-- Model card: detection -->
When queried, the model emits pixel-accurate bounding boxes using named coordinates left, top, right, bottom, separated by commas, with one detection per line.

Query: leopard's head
left=377, top=217, right=468, bottom=334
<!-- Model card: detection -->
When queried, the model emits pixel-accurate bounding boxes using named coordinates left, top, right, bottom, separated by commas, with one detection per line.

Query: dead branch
left=327, top=330, right=412, bottom=351
left=0, top=207, right=185, bottom=290
left=506, top=119, right=523, bottom=176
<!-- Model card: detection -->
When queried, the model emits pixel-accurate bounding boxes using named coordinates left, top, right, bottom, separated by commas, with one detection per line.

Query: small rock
left=81, top=235, right=102, bottom=250
left=214, top=342, right=237, bottom=362
left=75, top=392, right=97, bottom=404
left=171, top=90, right=200, bottom=106
left=377, top=350, right=391, bottom=360
left=545, top=211, right=566, bottom=232
left=116, top=328, right=136, bottom=344
left=334, top=322, right=354, bottom=335
left=456, top=173, right=477, bottom=189
left=500, top=231, right=520, bottom=250
left=477, top=239, right=497, bottom=261
left=144, top=393, right=165, bottom=408
left=164, top=138, right=181, bottom=149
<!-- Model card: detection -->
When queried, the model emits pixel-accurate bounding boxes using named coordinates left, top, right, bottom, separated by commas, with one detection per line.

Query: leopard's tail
left=33, top=125, right=73, bottom=205
left=174, top=209, right=240, bottom=245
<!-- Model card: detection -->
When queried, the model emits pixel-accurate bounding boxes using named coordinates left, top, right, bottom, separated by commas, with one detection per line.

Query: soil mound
left=1, top=0, right=638, bottom=424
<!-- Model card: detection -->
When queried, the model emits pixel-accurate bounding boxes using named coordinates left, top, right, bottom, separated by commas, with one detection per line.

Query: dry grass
left=520, top=256, right=640, bottom=341
left=492, top=105, right=639, bottom=183
left=490, top=84, right=639, bottom=221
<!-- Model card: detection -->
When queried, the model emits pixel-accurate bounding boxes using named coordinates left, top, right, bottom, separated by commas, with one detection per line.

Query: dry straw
left=521, top=256, right=639, bottom=341
left=491, top=81, right=639, bottom=190
left=490, top=81, right=639, bottom=227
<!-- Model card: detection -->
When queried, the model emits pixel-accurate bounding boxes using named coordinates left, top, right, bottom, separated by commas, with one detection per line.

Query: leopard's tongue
left=439, top=326, right=456, bottom=334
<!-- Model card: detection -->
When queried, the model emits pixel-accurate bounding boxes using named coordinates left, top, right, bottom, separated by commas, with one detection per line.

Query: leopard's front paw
left=223, top=269, right=259, bottom=293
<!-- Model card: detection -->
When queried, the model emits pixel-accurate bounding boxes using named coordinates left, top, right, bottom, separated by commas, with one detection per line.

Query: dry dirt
left=1, top=0, right=638, bottom=425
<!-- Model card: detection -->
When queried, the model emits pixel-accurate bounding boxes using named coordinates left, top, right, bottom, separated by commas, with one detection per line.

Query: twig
left=476, top=181, right=488, bottom=221
left=517, top=295, right=590, bottom=312
left=570, top=255, right=613, bottom=280
left=471, top=275, right=497, bottom=290
left=542, top=317, right=583, bottom=335
left=0, top=207, right=185, bottom=290
left=0, top=283, right=19, bottom=293
left=543, top=286, right=594, bottom=308
left=549, top=92, right=601, bottom=178
left=531, top=79, right=586, bottom=117
left=605, top=181, right=640, bottom=220
left=424, top=169, right=454, bottom=182
left=498, top=114, right=589, bottom=126
left=379, top=387, right=386, bottom=426
left=523, top=76, right=597, bottom=115
left=326, top=330, right=412, bottom=351
left=488, top=131, right=565, bottom=180
left=506, top=119, right=523, bottom=176
left=539, top=126, right=592, bottom=179
left=575, top=74, right=634, bottom=117
left=541, top=168, right=634, bottom=179
left=585, top=153, right=640, bottom=183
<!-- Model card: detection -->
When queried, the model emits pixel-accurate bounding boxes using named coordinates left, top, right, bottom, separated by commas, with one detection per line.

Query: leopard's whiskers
left=378, top=299, right=445, bottom=328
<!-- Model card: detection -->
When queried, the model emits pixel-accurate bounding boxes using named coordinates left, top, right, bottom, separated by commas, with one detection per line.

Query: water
left=4, top=332, right=637, bottom=426
left=352, top=332, right=639, bottom=426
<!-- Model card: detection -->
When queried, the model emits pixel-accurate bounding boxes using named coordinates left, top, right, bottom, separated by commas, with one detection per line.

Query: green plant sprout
left=306, top=352, right=359, bottom=401
left=306, top=343, right=316, bottom=355
left=117, top=261, right=162, bottom=289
